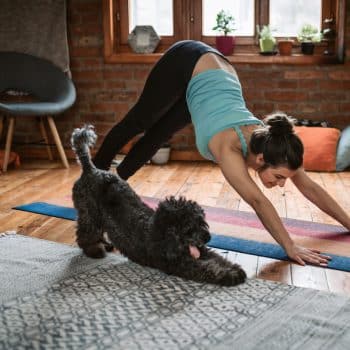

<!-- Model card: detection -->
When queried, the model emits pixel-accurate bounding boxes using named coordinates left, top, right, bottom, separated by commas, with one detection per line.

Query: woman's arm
left=212, top=143, right=330, bottom=265
left=291, top=168, right=350, bottom=231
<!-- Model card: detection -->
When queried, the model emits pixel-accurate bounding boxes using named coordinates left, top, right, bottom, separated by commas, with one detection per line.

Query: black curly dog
left=71, top=125, right=246, bottom=286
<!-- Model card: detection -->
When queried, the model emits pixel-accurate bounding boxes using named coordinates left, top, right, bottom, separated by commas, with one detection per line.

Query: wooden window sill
left=104, top=52, right=340, bottom=65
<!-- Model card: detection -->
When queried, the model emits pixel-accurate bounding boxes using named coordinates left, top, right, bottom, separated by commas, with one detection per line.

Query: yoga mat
left=13, top=201, right=350, bottom=272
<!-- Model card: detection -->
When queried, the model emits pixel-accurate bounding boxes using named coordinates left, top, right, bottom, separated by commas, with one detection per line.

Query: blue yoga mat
left=13, top=202, right=350, bottom=272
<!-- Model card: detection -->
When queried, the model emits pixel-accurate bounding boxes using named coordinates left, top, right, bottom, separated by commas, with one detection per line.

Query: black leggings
left=93, top=40, right=225, bottom=180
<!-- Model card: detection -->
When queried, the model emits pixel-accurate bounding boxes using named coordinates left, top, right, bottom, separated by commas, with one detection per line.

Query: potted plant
left=297, top=24, right=322, bottom=55
left=257, top=25, right=276, bottom=54
left=151, top=143, right=171, bottom=165
left=212, top=9, right=236, bottom=55
left=277, top=38, right=294, bottom=55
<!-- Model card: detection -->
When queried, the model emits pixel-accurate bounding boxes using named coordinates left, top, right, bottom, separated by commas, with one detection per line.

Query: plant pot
left=300, top=42, right=315, bottom=55
left=259, top=38, right=276, bottom=53
left=277, top=40, right=293, bottom=55
left=215, top=36, right=235, bottom=55
left=151, top=146, right=171, bottom=165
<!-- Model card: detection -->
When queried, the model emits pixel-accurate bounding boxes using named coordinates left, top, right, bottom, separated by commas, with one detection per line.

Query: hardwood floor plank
left=177, top=163, right=213, bottom=202
left=216, top=181, right=241, bottom=210
left=234, top=252, right=258, bottom=279
left=284, top=179, right=313, bottom=221
left=135, top=163, right=179, bottom=198
left=154, top=162, right=197, bottom=199
left=291, top=264, right=329, bottom=291
left=257, top=257, right=292, bottom=284
left=1, top=160, right=349, bottom=295
left=325, top=269, right=350, bottom=296
left=195, top=164, right=226, bottom=207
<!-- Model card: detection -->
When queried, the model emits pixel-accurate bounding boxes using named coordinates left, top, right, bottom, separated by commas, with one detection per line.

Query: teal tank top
left=186, top=69, right=263, bottom=161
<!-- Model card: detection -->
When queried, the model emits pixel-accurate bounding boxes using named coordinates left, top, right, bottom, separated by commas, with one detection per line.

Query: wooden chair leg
left=46, top=116, right=69, bottom=169
left=2, top=116, right=15, bottom=172
left=37, top=117, right=53, bottom=160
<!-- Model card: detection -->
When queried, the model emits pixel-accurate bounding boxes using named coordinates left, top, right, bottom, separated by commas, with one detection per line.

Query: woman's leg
left=93, top=42, right=194, bottom=170
left=117, top=95, right=191, bottom=180
left=93, top=41, right=219, bottom=170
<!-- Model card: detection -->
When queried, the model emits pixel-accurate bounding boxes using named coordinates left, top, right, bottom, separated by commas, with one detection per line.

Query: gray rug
left=1, top=233, right=350, bottom=350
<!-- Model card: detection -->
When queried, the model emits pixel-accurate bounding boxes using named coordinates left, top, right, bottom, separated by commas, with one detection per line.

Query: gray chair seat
left=0, top=51, right=76, bottom=171
left=0, top=101, right=74, bottom=116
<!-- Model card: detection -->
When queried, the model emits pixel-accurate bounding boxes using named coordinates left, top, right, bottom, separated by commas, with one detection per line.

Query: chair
left=0, top=51, right=76, bottom=171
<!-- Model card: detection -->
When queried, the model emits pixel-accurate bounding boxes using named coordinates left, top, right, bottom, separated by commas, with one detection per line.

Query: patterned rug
left=1, top=232, right=350, bottom=349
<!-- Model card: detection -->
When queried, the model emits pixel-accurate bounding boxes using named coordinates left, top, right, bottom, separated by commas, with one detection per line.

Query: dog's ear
left=163, top=227, right=182, bottom=261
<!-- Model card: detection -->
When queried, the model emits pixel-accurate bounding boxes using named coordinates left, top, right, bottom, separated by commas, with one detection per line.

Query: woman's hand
left=286, top=244, right=331, bottom=266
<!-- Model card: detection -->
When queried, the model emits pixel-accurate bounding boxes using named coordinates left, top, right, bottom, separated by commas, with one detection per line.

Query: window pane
left=128, top=0, right=173, bottom=35
left=203, top=0, right=254, bottom=36
left=270, top=0, right=321, bottom=37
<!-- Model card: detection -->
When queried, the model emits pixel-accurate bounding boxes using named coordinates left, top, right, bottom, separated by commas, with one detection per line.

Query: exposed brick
left=70, top=46, right=101, bottom=57
left=274, top=103, right=301, bottom=114
left=104, top=70, right=134, bottom=80
left=309, top=91, right=347, bottom=101
left=340, top=103, right=350, bottom=112
left=72, top=70, right=103, bottom=81
left=298, top=80, right=318, bottom=89
left=105, top=81, right=127, bottom=89
left=319, top=80, right=344, bottom=89
left=264, top=91, right=308, bottom=101
left=328, top=70, right=350, bottom=80
left=20, top=0, right=350, bottom=153
left=319, top=103, right=339, bottom=113
left=90, top=102, right=129, bottom=113
left=277, top=80, right=298, bottom=89
left=75, top=81, right=105, bottom=90
left=284, top=71, right=325, bottom=80
left=298, top=103, right=319, bottom=114
left=80, top=113, right=117, bottom=123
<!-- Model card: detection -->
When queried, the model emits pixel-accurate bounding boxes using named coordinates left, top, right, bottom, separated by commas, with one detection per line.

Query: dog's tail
left=71, top=125, right=97, bottom=173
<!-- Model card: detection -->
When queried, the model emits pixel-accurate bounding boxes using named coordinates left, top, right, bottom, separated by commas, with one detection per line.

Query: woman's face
left=258, top=166, right=297, bottom=188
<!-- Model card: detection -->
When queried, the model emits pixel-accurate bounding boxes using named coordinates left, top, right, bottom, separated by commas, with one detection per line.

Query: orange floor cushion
left=0, top=150, right=21, bottom=171
left=294, top=126, right=340, bottom=172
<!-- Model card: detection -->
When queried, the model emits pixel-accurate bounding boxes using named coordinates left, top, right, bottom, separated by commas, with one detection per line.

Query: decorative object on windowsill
left=322, top=17, right=336, bottom=56
left=128, top=25, right=160, bottom=54
left=257, top=25, right=277, bottom=55
left=297, top=24, right=322, bottom=55
left=277, top=38, right=294, bottom=56
left=212, top=9, right=236, bottom=56
left=151, top=143, right=171, bottom=165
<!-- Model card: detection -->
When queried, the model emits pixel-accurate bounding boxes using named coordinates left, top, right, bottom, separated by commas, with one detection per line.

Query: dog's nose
left=202, top=230, right=210, bottom=243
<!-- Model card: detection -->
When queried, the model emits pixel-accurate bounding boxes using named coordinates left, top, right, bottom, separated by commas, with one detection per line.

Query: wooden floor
left=1, top=160, right=350, bottom=295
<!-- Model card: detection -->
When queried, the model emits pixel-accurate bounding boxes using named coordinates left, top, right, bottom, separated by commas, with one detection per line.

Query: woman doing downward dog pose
left=93, top=40, right=350, bottom=266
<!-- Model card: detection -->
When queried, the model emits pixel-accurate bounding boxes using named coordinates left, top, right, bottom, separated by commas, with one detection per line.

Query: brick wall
left=12, top=0, right=350, bottom=157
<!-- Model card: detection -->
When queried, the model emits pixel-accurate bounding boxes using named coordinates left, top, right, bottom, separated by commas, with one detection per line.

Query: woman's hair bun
left=264, top=112, right=295, bottom=136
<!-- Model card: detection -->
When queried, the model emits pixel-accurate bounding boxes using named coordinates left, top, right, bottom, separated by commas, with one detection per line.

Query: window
left=269, top=0, right=322, bottom=37
left=202, top=0, right=255, bottom=36
left=128, top=0, right=173, bottom=35
left=103, top=0, right=345, bottom=63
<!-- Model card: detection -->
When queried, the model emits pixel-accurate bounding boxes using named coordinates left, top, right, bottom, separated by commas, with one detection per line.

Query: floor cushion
left=294, top=126, right=340, bottom=172
left=0, top=150, right=20, bottom=171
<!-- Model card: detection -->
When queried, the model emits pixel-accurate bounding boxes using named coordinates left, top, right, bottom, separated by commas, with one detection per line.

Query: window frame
left=103, top=0, right=346, bottom=64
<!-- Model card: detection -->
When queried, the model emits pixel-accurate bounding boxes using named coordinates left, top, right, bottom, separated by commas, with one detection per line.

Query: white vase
left=151, top=147, right=171, bottom=165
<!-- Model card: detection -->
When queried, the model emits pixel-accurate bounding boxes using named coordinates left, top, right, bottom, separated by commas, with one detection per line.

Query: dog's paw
left=101, top=235, right=114, bottom=252
left=83, top=243, right=107, bottom=259
left=103, top=241, right=114, bottom=252
left=220, top=264, right=247, bottom=286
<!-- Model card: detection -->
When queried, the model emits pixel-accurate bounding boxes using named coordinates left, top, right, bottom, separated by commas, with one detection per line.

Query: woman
left=94, top=40, right=350, bottom=266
